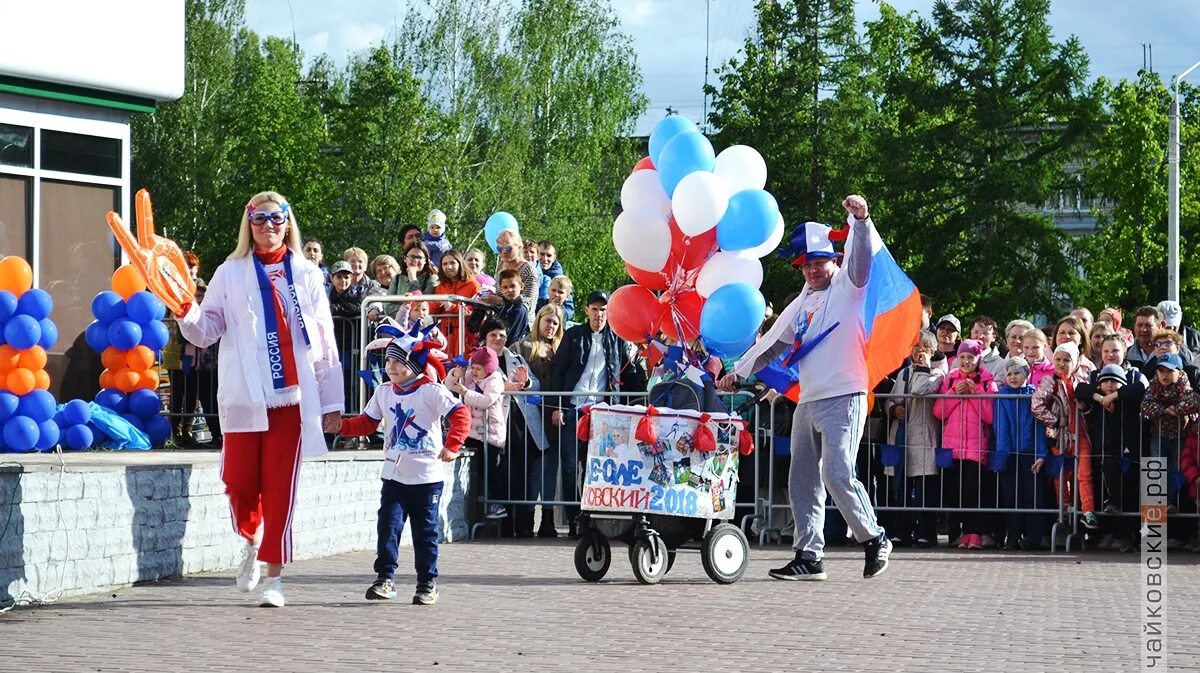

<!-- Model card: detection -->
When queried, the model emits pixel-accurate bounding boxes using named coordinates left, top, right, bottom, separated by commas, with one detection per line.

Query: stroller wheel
left=574, top=533, right=611, bottom=582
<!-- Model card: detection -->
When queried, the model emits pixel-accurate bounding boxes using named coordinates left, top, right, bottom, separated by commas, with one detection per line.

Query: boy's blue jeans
left=375, top=479, right=443, bottom=585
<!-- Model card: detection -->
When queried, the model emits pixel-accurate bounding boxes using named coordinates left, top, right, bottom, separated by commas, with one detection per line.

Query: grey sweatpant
left=789, top=392, right=883, bottom=560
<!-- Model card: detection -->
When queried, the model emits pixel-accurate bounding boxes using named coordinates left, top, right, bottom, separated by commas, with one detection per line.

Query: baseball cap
left=936, top=314, right=961, bottom=332
left=1097, top=364, right=1127, bottom=385
left=586, top=290, right=609, bottom=306
left=1157, top=353, right=1184, bottom=371
left=1157, top=300, right=1183, bottom=329
left=330, top=260, right=352, bottom=275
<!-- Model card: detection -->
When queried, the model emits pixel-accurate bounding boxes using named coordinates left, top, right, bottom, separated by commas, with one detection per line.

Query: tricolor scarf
left=253, top=248, right=312, bottom=399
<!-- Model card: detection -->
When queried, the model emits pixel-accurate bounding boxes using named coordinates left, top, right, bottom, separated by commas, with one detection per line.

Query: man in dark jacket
left=549, top=290, right=647, bottom=536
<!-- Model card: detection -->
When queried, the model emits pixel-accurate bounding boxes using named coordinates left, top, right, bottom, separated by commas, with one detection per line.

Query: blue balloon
left=96, top=388, right=128, bottom=413
left=483, top=212, right=519, bottom=253
left=704, top=331, right=758, bottom=358
left=126, top=291, right=165, bottom=325
left=0, top=391, right=19, bottom=423
left=716, top=189, right=780, bottom=251
left=4, top=314, right=40, bottom=350
left=0, top=290, right=17, bottom=322
left=91, top=291, right=127, bottom=324
left=85, top=320, right=110, bottom=351
left=656, top=131, right=716, bottom=198
left=140, top=320, right=170, bottom=351
left=3, top=416, right=39, bottom=452
left=108, top=319, right=143, bottom=351
left=648, top=115, right=699, bottom=168
left=144, top=415, right=172, bottom=447
left=17, top=390, right=55, bottom=424
left=121, top=413, right=146, bottom=432
left=128, top=389, right=161, bottom=418
left=16, top=288, right=52, bottom=321
left=35, top=420, right=59, bottom=451
left=699, top=282, right=767, bottom=345
left=64, top=423, right=93, bottom=450
left=37, top=318, right=57, bottom=349
left=61, top=399, right=91, bottom=427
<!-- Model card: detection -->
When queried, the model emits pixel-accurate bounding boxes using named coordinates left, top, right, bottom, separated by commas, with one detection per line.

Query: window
left=40, top=129, right=121, bottom=177
left=0, top=123, right=33, bottom=168
left=0, top=175, right=30, bottom=258
left=39, top=180, right=119, bottom=400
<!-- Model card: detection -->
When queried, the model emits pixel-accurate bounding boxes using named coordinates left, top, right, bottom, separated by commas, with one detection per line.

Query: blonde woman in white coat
left=177, top=191, right=344, bottom=607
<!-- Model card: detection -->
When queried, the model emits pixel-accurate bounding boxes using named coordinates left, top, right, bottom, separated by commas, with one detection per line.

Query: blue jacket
left=537, top=260, right=563, bottom=299
left=422, top=232, right=452, bottom=267
left=994, top=384, right=1048, bottom=459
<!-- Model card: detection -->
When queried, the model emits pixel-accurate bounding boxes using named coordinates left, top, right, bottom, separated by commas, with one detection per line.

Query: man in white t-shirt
left=719, top=194, right=891, bottom=581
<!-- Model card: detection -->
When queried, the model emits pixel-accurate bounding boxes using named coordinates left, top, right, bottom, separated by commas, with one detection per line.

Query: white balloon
left=620, top=169, right=671, bottom=219
left=672, top=171, right=730, bottom=236
left=613, top=209, right=671, bottom=272
left=713, top=145, right=768, bottom=193
left=739, top=213, right=786, bottom=259
left=697, top=250, right=763, bottom=298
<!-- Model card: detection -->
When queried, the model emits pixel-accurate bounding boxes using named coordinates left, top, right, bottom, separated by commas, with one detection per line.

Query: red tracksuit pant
left=220, top=404, right=303, bottom=565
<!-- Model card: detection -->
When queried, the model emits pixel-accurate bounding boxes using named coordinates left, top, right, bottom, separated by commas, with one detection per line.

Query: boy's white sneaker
left=235, top=543, right=261, bottom=593
left=258, top=577, right=285, bottom=608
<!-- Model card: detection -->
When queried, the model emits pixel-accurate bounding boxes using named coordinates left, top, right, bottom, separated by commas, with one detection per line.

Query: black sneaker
left=485, top=504, right=508, bottom=519
left=413, top=582, right=438, bottom=605
left=863, top=535, right=892, bottom=579
left=537, top=527, right=558, bottom=539
left=768, top=555, right=827, bottom=581
left=365, top=578, right=396, bottom=600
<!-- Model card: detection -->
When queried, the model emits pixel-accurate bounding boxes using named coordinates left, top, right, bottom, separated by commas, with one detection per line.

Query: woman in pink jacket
left=933, top=339, right=997, bottom=550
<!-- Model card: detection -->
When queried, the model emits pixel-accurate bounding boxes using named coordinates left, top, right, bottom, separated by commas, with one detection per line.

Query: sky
left=246, top=0, right=1200, bottom=135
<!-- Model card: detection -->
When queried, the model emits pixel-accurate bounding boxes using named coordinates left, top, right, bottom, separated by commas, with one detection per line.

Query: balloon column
left=0, top=256, right=63, bottom=451
left=85, top=264, right=172, bottom=446
left=610, top=116, right=782, bottom=356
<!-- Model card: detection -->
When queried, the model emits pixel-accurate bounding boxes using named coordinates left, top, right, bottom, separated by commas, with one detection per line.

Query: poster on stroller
left=581, top=404, right=740, bottom=520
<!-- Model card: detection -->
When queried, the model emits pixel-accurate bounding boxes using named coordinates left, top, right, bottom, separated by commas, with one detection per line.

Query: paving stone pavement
left=1, top=540, right=1197, bottom=673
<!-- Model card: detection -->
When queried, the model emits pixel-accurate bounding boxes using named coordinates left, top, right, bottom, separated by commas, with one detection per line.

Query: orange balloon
left=0, top=256, right=33, bottom=296
left=0, top=344, right=17, bottom=372
left=137, top=368, right=160, bottom=390
left=126, top=345, right=156, bottom=371
left=6, top=367, right=35, bottom=395
left=101, top=347, right=127, bottom=370
left=17, top=346, right=47, bottom=371
left=33, top=368, right=50, bottom=391
left=98, top=368, right=116, bottom=390
left=113, top=367, right=140, bottom=393
left=112, top=264, right=147, bottom=300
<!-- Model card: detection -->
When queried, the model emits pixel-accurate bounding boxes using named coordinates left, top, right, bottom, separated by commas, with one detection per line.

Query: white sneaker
left=258, top=577, right=285, bottom=608
left=235, top=543, right=261, bottom=593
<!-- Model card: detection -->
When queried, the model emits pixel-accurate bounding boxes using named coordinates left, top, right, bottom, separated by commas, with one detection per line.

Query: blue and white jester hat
left=366, top=317, right=441, bottom=373
left=778, top=221, right=848, bottom=269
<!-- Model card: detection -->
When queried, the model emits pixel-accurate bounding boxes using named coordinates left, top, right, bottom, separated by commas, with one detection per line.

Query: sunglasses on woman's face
left=497, top=245, right=513, bottom=254
left=249, top=211, right=288, bottom=226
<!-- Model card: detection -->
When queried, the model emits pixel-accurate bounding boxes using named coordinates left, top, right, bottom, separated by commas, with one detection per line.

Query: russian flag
left=755, top=221, right=921, bottom=404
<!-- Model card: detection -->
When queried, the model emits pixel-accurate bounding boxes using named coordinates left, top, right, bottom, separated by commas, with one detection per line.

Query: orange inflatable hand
left=106, top=189, right=196, bottom=316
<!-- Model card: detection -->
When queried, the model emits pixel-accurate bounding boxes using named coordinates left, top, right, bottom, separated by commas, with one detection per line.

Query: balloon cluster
left=0, top=256, right=66, bottom=452
left=85, top=264, right=171, bottom=446
left=609, top=117, right=777, bottom=356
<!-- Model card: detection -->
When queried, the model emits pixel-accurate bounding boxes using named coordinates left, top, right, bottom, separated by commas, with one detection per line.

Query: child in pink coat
left=447, top=347, right=509, bottom=519
left=933, top=339, right=998, bottom=550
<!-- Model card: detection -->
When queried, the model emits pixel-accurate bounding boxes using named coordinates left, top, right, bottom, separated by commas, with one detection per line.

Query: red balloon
left=608, top=285, right=665, bottom=344
left=625, top=262, right=668, bottom=291
left=632, top=156, right=655, bottom=172
left=659, top=290, right=705, bottom=342
left=669, top=219, right=718, bottom=270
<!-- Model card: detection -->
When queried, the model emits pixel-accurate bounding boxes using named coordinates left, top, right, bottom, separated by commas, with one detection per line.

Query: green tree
left=866, top=0, right=1102, bottom=320
left=706, top=0, right=876, bottom=306
left=1077, top=73, right=1200, bottom=316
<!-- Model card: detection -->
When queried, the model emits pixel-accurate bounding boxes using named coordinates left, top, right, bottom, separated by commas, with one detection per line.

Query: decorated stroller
left=572, top=342, right=756, bottom=585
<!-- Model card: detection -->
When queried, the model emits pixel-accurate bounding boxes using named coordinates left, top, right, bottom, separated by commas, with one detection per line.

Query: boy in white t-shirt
left=341, top=332, right=471, bottom=605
